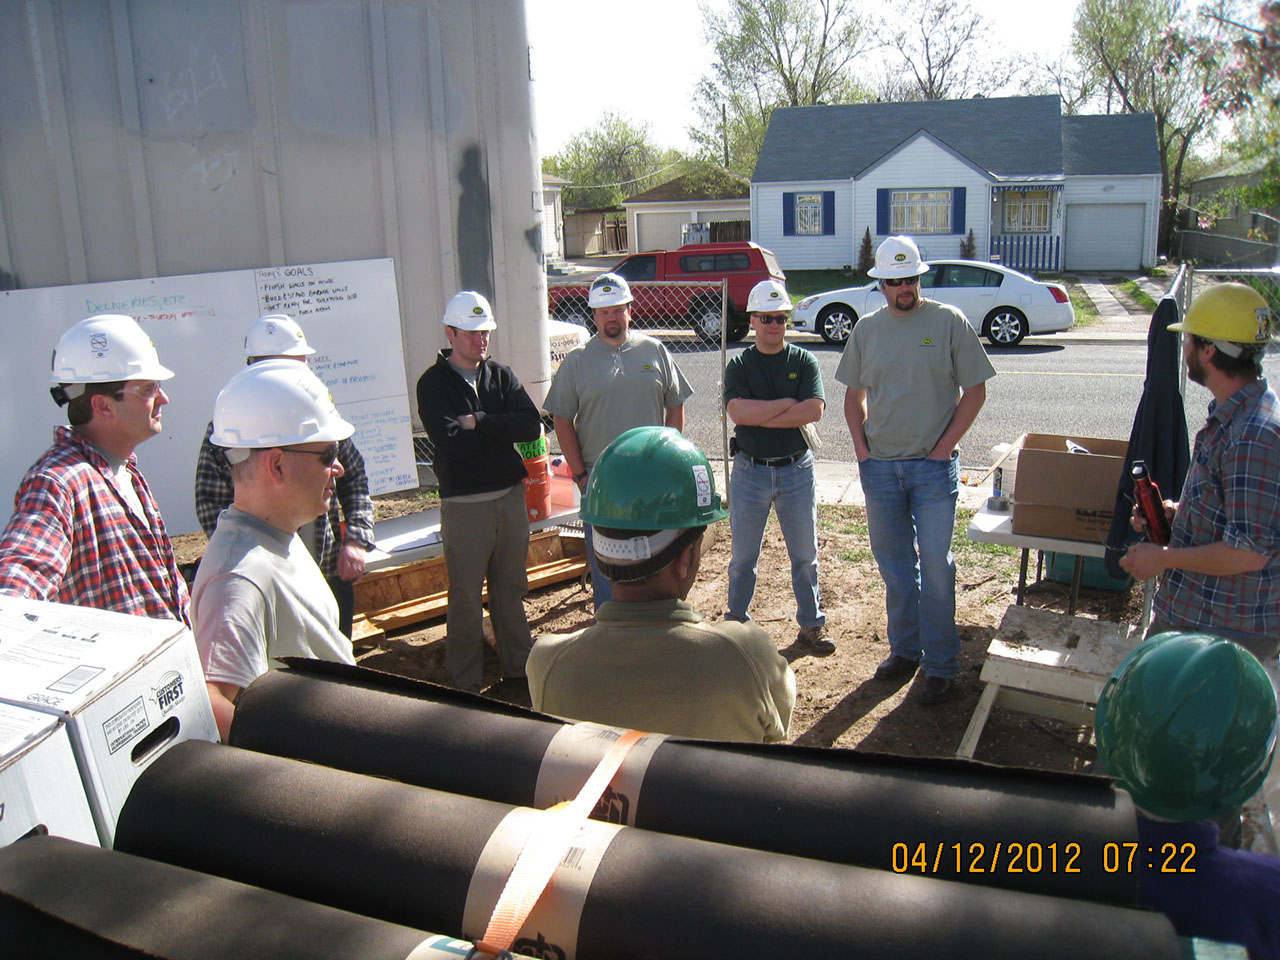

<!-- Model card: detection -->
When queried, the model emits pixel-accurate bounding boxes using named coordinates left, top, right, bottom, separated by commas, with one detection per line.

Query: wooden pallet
left=351, top=529, right=587, bottom=643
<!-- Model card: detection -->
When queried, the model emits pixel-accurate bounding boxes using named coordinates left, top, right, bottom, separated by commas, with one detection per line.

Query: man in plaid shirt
left=1121, top=283, right=1280, bottom=665
left=194, top=315, right=375, bottom=636
left=0, top=315, right=189, bottom=624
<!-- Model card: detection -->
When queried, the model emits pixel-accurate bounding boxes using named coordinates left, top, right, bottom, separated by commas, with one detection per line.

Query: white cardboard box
left=0, top=597, right=218, bottom=845
left=0, top=703, right=99, bottom=846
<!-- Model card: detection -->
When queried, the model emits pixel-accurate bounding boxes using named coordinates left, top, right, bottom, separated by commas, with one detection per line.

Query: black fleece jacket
left=415, top=350, right=543, bottom=498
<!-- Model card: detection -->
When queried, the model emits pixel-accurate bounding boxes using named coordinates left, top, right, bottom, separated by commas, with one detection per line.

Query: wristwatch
left=573, top=470, right=589, bottom=484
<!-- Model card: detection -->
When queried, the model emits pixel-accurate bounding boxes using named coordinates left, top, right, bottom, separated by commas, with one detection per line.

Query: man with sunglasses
left=544, top=272, right=693, bottom=610
left=194, top=314, right=376, bottom=637
left=0, top=314, right=189, bottom=624
left=192, top=360, right=359, bottom=740
left=415, top=291, right=542, bottom=695
left=723, top=279, right=831, bottom=655
left=835, top=236, right=994, bottom=705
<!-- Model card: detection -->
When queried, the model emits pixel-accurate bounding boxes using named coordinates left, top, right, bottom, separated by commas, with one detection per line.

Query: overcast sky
left=525, top=0, right=1081, bottom=157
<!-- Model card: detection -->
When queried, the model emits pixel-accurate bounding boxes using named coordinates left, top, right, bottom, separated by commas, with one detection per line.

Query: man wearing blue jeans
left=835, top=236, right=995, bottom=704
left=724, top=279, right=831, bottom=654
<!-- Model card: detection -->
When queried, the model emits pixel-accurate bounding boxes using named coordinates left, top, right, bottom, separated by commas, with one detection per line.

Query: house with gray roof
left=751, top=95, right=1161, bottom=272
left=621, top=168, right=750, bottom=252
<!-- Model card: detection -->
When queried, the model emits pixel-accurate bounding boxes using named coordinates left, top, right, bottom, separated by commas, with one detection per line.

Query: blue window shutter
left=822, top=191, right=835, bottom=235
left=952, top=187, right=966, bottom=235
left=783, top=192, right=795, bottom=236
left=876, top=189, right=889, bottom=234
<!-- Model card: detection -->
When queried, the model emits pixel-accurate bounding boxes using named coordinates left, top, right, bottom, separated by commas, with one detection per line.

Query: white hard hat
left=588, top=273, right=633, bottom=308
left=747, top=279, right=793, bottom=313
left=868, top=235, right=930, bottom=279
left=50, top=315, right=175, bottom=396
left=211, top=358, right=354, bottom=449
left=443, top=291, right=497, bottom=331
left=244, top=314, right=315, bottom=358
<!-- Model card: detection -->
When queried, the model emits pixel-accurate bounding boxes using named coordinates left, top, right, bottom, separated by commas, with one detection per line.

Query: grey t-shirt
left=543, top=333, right=693, bottom=467
left=834, top=299, right=995, bottom=460
left=192, top=507, right=355, bottom=690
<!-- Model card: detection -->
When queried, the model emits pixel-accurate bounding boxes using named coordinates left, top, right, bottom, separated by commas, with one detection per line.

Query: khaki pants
left=441, top=485, right=533, bottom=692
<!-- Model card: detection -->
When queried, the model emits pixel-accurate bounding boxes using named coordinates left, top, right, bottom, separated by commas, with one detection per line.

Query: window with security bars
left=1004, top=192, right=1051, bottom=232
left=795, top=193, right=824, bottom=235
left=891, top=190, right=951, bottom=234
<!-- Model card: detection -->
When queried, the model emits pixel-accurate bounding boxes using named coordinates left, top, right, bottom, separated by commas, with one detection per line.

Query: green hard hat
left=581, top=426, right=728, bottom=530
left=1096, top=632, right=1277, bottom=821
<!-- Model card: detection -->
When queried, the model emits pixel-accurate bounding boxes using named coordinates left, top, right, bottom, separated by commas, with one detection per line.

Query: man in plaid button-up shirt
left=0, top=315, right=189, bottom=624
left=193, top=315, right=375, bottom=636
left=1122, top=284, right=1280, bottom=665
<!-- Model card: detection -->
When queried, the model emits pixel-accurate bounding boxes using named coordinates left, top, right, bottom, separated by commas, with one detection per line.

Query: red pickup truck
left=547, top=242, right=786, bottom=343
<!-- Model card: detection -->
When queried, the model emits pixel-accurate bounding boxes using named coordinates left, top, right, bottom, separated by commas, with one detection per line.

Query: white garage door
left=636, top=212, right=687, bottom=252
left=1064, top=203, right=1145, bottom=271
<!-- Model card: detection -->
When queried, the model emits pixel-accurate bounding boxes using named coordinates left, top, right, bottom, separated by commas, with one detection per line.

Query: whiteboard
left=0, top=259, right=417, bottom=535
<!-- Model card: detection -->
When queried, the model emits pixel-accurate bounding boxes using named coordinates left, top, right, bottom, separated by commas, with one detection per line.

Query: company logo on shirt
left=787, top=372, right=798, bottom=380
left=642, top=364, right=652, bottom=371
left=921, top=338, right=934, bottom=345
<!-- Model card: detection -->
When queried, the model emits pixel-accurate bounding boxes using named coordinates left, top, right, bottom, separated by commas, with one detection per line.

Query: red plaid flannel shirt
left=0, top=427, right=190, bottom=625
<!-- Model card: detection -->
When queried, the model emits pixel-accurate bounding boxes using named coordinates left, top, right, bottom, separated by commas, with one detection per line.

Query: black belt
left=748, top=450, right=805, bottom=467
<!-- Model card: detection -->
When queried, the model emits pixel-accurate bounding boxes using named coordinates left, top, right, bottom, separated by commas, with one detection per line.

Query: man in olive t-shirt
left=835, top=236, right=995, bottom=705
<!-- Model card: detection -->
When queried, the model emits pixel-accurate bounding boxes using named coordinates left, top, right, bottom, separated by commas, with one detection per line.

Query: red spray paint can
left=1131, top=460, right=1170, bottom=546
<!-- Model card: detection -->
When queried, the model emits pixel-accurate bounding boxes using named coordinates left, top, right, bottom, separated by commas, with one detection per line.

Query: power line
left=564, top=159, right=684, bottom=190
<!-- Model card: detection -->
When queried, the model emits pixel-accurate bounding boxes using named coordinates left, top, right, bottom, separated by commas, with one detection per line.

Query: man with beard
left=1121, top=282, right=1278, bottom=849
left=0, top=314, right=189, bottom=624
left=1122, top=282, right=1279, bottom=660
left=835, top=236, right=995, bottom=705
left=544, top=272, right=693, bottom=610
left=191, top=360, right=358, bottom=740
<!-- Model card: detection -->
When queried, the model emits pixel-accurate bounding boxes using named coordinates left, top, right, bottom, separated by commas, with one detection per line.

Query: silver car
left=792, top=260, right=1074, bottom=347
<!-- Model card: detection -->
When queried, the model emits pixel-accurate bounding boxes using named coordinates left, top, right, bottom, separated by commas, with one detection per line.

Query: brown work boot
left=797, top=624, right=835, bottom=656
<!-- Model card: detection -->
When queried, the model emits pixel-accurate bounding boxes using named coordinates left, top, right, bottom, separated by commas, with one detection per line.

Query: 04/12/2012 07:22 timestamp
left=891, top=840, right=1197, bottom=875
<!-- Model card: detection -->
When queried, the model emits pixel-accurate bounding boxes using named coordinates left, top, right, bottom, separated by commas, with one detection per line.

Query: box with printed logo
left=0, top=597, right=218, bottom=846
left=1011, top=433, right=1128, bottom=542
left=0, top=702, right=99, bottom=846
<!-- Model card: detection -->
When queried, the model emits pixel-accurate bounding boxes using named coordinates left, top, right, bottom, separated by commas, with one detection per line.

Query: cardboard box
left=0, top=597, right=218, bottom=845
left=0, top=703, right=99, bottom=846
left=1011, top=433, right=1128, bottom=542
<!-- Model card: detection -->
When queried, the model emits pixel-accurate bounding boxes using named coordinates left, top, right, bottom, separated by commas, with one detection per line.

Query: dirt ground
left=262, top=491, right=1142, bottom=772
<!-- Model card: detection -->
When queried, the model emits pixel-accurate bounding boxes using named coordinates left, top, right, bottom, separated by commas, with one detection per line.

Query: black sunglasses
left=883, top=277, right=920, bottom=288
left=753, top=315, right=790, bottom=325
left=280, top=443, right=340, bottom=467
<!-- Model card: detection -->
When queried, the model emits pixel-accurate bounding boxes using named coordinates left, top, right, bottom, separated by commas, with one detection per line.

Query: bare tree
left=881, top=0, right=1017, bottom=101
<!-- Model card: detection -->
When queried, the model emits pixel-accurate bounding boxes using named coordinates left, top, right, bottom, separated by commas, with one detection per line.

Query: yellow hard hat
left=1168, top=282, right=1274, bottom=348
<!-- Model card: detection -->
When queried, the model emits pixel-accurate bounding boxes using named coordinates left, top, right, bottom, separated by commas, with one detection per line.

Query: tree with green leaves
left=688, top=0, right=875, bottom=177
left=543, top=113, right=681, bottom=210
left=1072, top=0, right=1219, bottom=252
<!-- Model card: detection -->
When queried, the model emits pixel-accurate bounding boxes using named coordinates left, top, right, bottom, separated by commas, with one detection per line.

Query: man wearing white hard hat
left=543, top=272, right=693, bottom=610
left=835, top=236, right=995, bottom=705
left=723, top=279, right=831, bottom=655
left=193, top=314, right=376, bottom=637
left=192, top=360, right=359, bottom=739
left=0, top=315, right=189, bottom=624
left=415, top=291, right=542, bottom=695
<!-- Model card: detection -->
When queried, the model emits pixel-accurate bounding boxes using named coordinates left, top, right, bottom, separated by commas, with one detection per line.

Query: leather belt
left=748, top=450, right=805, bottom=467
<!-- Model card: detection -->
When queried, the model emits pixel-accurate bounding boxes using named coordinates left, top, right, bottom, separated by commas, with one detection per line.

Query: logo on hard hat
left=472, top=306, right=484, bottom=315
left=601, top=285, right=614, bottom=293
left=90, top=333, right=109, bottom=355
left=1257, top=307, right=1272, bottom=341
left=770, top=291, right=780, bottom=300
left=692, top=464, right=712, bottom=507
left=894, top=253, right=906, bottom=262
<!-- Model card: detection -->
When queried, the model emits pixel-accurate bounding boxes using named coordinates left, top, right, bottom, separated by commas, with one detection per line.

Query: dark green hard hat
left=1096, top=631, right=1277, bottom=821
left=581, top=426, right=728, bottom=530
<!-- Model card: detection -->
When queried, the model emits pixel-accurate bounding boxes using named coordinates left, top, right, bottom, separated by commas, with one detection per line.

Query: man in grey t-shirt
left=835, top=236, right=995, bottom=705
left=543, top=273, right=693, bottom=610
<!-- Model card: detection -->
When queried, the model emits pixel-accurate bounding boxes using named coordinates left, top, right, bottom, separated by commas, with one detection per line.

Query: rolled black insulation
left=0, top=835, right=465, bottom=960
left=114, top=741, right=1180, bottom=960
left=229, top=658, right=1140, bottom=903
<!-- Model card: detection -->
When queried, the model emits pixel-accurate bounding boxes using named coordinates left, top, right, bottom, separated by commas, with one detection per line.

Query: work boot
left=797, top=624, right=835, bottom=656
left=873, top=654, right=919, bottom=681
left=919, top=675, right=954, bottom=705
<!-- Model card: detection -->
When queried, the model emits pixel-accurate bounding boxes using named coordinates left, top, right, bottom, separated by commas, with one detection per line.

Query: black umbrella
left=1104, top=296, right=1191, bottom=578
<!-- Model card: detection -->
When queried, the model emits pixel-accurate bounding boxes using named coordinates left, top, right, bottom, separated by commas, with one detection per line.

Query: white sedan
left=792, top=260, right=1074, bottom=347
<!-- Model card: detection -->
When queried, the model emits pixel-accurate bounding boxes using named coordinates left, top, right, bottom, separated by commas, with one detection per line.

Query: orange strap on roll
left=475, top=728, right=645, bottom=956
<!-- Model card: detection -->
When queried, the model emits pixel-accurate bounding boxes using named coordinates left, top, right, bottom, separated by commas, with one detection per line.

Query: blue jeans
left=858, top=454, right=960, bottom=678
left=727, top=452, right=824, bottom=629
left=583, top=521, right=612, bottom=610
